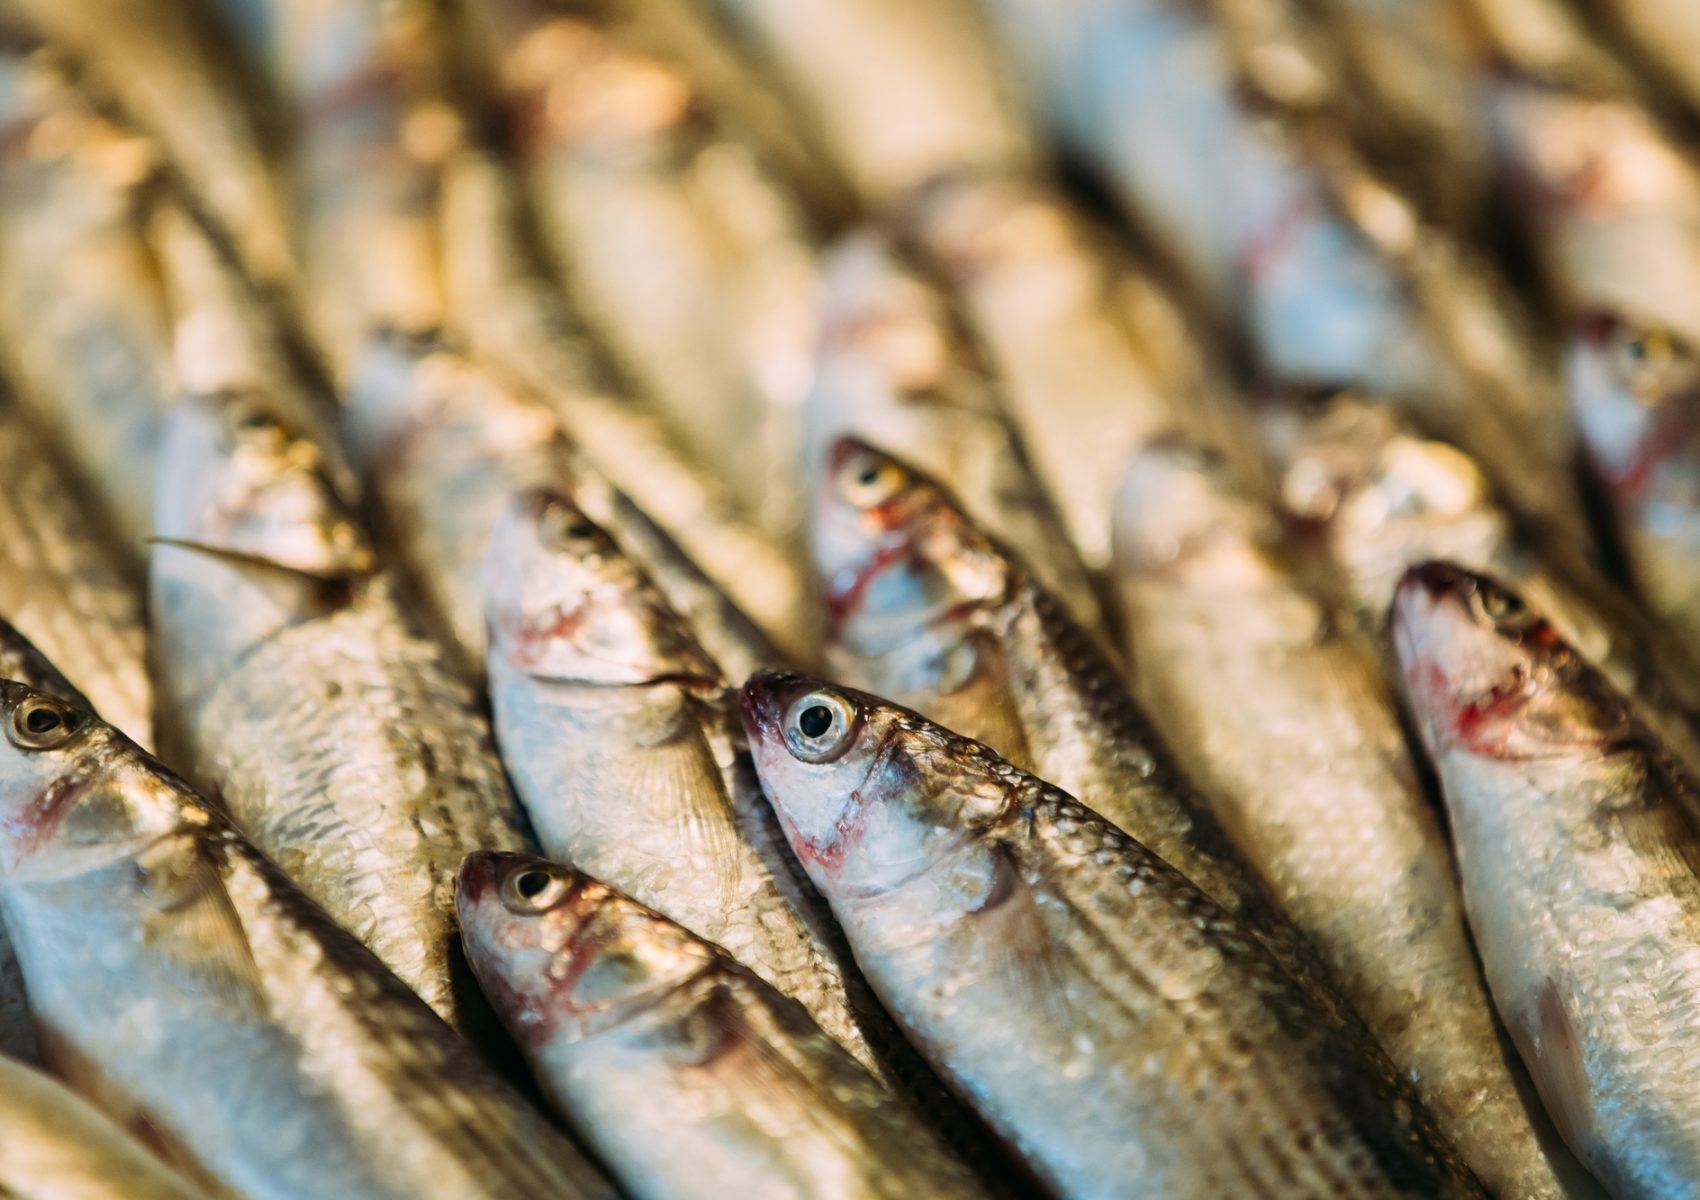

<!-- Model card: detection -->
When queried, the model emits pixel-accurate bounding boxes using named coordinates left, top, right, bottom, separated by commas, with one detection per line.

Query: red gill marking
left=1237, top=194, right=1315, bottom=285
left=824, top=534, right=913, bottom=636
left=785, top=788, right=874, bottom=878
left=1605, top=394, right=1700, bottom=501
left=1451, top=668, right=1531, bottom=758
left=507, top=605, right=585, bottom=670
left=2, top=775, right=93, bottom=861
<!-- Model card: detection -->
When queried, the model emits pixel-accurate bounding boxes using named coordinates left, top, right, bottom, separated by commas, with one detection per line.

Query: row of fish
left=1, top=0, right=1699, bottom=1197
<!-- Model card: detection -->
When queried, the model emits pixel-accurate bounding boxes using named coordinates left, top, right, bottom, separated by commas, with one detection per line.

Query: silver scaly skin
left=438, top=144, right=814, bottom=663
left=0, top=1053, right=212, bottom=1200
left=457, top=851, right=990, bottom=1200
left=345, top=329, right=783, bottom=680
left=688, top=0, right=1039, bottom=206
left=1261, top=394, right=1700, bottom=775
left=1113, top=441, right=1592, bottom=1200
left=0, top=684, right=616, bottom=1200
left=805, top=231, right=1102, bottom=637
left=0, top=618, right=95, bottom=1066
left=1566, top=315, right=1700, bottom=656
left=478, top=0, right=821, bottom=549
left=815, top=438, right=1284, bottom=941
left=483, top=488, right=875, bottom=1071
left=1394, top=562, right=1700, bottom=1200
left=149, top=391, right=535, bottom=1028
left=0, top=40, right=173, bottom=553
left=740, top=671, right=1484, bottom=1200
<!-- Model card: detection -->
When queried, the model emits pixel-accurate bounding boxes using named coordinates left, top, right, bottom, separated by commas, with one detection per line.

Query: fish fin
left=149, top=537, right=366, bottom=588
left=134, top=834, right=265, bottom=1009
left=965, top=844, right=1071, bottom=1022
left=1513, top=979, right=1599, bottom=1172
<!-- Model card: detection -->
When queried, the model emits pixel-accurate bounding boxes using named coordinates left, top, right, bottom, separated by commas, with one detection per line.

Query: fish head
left=1566, top=312, right=1700, bottom=497
left=0, top=684, right=192, bottom=881
left=482, top=488, right=722, bottom=686
left=1114, top=437, right=1278, bottom=588
left=455, top=851, right=713, bottom=1044
left=1392, top=562, right=1628, bottom=762
left=815, top=437, right=1009, bottom=660
left=740, top=671, right=1014, bottom=899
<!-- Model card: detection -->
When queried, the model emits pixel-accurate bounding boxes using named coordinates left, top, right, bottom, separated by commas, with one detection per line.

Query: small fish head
left=0, top=684, right=186, bottom=881
left=1392, top=563, right=1627, bottom=762
left=740, top=671, right=1013, bottom=899
left=815, top=437, right=1008, bottom=659
left=1566, top=312, right=1700, bottom=495
left=1114, top=438, right=1276, bottom=587
left=455, top=852, right=712, bottom=1044
left=482, top=489, right=721, bottom=686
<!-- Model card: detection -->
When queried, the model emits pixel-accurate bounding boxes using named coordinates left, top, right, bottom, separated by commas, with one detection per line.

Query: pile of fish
left=1, top=0, right=1699, bottom=1196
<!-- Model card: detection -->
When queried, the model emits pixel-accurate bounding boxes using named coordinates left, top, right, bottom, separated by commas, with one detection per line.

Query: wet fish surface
left=1395, top=562, right=1700, bottom=1200
left=150, top=390, right=534, bottom=1027
left=1113, top=439, right=1588, bottom=1199
left=740, top=670, right=1483, bottom=1199
left=458, top=850, right=990, bottom=1200
left=0, top=682, right=616, bottom=1200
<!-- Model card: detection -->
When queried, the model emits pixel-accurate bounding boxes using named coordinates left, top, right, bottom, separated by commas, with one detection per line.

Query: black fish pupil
left=799, top=705, right=834, bottom=738
left=515, top=871, right=552, bottom=899
left=858, top=464, right=882, bottom=486
left=24, top=708, right=60, bottom=734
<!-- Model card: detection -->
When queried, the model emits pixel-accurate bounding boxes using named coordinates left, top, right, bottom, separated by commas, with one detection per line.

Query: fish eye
left=7, top=696, right=83, bottom=751
left=1472, top=580, right=1532, bottom=629
left=1615, top=326, right=1671, bottom=376
left=838, top=451, right=907, bottom=509
left=539, top=500, right=603, bottom=554
left=501, top=864, right=569, bottom=913
left=784, top=690, right=859, bottom=763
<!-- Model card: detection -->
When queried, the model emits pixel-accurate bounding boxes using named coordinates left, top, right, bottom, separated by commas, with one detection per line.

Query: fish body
left=1394, top=562, right=1700, bottom=1200
left=740, top=671, right=1482, bottom=1199
left=1596, top=0, right=1700, bottom=117
left=0, top=683, right=615, bottom=1200
left=1113, top=441, right=1587, bottom=1199
left=149, top=391, right=533, bottom=1026
left=806, top=232, right=1100, bottom=635
left=0, top=1053, right=212, bottom=1200
left=457, top=851, right=989, bottom=1200
left=483, top=489, right=873, bottom=1068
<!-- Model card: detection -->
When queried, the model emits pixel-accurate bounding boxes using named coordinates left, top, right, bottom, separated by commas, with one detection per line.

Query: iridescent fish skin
left=1394, top=563, right=1700, bottom=1200
left=483, top=488, right=875, bottom=1070
left=0, top=684, right=616, bottom=1200
left=480, top=0, right=821, bottom=547
left=0, top=41, right=172, bottom=552
left=740, top=671, right=1483, bottom=1200
left=457, top=851, right=989, bottom=1200
left=149, top=390, right=534, bottom=1027
left=805, top=231, right=1101, bottom=635
left=0, top=1054, right=213, bottom=1200
left=689, top=0, right=1039, bottom=206
left=814, top=437, right=1277, bottom=937
left=1566, top=315, right=1700, bottom=655
left=1113, top=440, right=1589, bottom=1200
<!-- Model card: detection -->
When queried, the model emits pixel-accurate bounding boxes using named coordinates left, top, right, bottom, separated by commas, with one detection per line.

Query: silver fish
left=0, top=1053, right=212, bottom=1200
left=0, top=683, right=616, bottom=1200
left=805, top=230, right=1102, bottom=635
left=457, top=851, right=990, bottom=1200
left=482, top=488, right=875, bottom=1070
left=1113, top=440, right=1591, bottom=1200
left=149, top=390, right=534, bottom=1027
left=740, top=670, right=1483, bottom=1199
left=1394, top=562, right=1700, bottom=1200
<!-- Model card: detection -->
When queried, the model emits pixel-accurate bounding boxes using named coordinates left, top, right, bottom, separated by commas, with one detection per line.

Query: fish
left=456, top=850, right=990, bottom=1200
left=0, top=618, right=96, bottom=1066
left=814, top=437, right=1281, bottom=938
left=477, top=0, right=822, bottom=548
left=482, top=487, right=876, bottom=1070
left=1260, top=393, right=1700, bottom=774
left=149, top=389, right=535, bottom=1028
left=1566, top=314, right=1700, bottom=655
left=1393, top=561, right=1700, bottom=1200
left=1594, top=0, right=1700, bottom=117
left=900, top=171, right=1250, bottom=571
left=739, top=670, right=1484, bottom=1199
left=0, top=682, right=617, bottom=1200
left=438, top=144, right=814, bottom=662
left=1112, top=439, right=1592, bottom=1199
left=0, top=1053, right=213, bottom=1200
left=0, top=385, right=149, bottom=751
left=345, top=329, right=782, bottom=680
left=0, top=36, right=174, bottom=552
left=805, top=230, right=1102, bottom=635
left=686, top=0, right=1040, bottom=205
